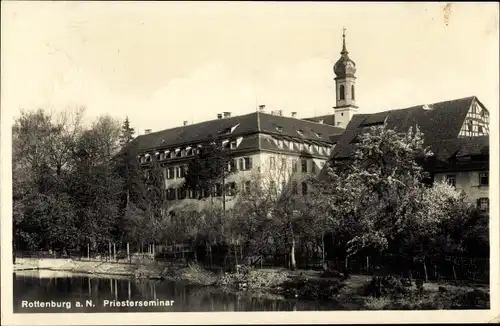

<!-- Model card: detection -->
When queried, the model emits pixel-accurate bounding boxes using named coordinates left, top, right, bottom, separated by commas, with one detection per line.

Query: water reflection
left=13, top=271, right=338, bottom=313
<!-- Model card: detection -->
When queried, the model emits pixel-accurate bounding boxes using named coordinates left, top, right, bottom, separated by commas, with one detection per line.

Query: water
left=13, top=271, right=339, bottom=313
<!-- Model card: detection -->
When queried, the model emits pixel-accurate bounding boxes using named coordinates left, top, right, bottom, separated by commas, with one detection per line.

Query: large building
left=329, top=96, right=490, bottom=211
left=134, top=31, right=490, bottom=212
left=135, top=108, right=344, bottom=210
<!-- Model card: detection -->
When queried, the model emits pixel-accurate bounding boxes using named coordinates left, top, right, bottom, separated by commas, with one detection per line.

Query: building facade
left=429, top=136, right=489, bottom=214
left=135, top=110, right=344, bottom=211
left=328, top=96, right=491, bottom=211
left=134, top=31, right=490, bottom=214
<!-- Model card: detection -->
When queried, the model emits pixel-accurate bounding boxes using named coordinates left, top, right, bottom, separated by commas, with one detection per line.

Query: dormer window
left=145, top=154, right=152, bottom=163
left=219, top=127, right=231, bottom=135
left=276, top=126, right=283, bottom=132
left=230, top=140, right=237, bottom=149
left=230, top=123, right=240, bottom=134
left=313, top=131, right=322, bottom=138
left=297, top=129, right=304, bottom=137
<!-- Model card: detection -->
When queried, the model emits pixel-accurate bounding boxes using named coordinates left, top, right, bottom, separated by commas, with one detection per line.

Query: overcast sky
left=2, top=2, right=498, bottom=135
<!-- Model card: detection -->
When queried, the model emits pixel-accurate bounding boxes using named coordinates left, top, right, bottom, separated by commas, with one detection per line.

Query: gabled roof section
left=135, top=111, right=345, bottom=152
left=135, top=113, right=259, bottom=151
left=331, top=96, right=478, bottom=160
left=258, top=111, right=344, bottom=141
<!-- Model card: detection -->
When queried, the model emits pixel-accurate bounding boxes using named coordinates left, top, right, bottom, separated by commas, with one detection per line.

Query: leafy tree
left=12, top=108, right=84, bottom=254
left=183, top=135, right=231, bottom=200
left=313, top=123, right=485, bottom=279
left=231, top=155, right=306, bottom=270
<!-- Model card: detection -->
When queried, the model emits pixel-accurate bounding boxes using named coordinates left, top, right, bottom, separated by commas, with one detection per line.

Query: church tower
left=333, top=29, right=358, bottom=128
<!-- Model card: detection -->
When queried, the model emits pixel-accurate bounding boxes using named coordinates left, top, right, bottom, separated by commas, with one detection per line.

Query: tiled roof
left=424, top=136, right=489, bottom=173
left=135, top=111, right=344, bottom=153
left=431, top=136, right=489, bottom=160
left=331, top=96, right=480, bottom=160
left=303, top=114, right=336, bottom=126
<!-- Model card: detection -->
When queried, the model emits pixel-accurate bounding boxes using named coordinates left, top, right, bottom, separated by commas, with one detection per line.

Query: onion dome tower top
left=333, top=28, right=356, bottom=78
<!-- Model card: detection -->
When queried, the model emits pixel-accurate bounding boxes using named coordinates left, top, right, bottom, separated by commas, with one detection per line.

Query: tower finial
left=341, top=27, right=348, bottom=55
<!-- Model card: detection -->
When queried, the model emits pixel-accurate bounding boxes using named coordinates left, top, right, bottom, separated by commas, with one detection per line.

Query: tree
left=182, top=135, right=233, bottom=247
left=231, top=172, right=277, bottom=266
left=183, top=135, right=231, bottom=201
left=12, top=108, right=85, bottom=254
left=66, top=115, right=122, bottom=255
left=314, top=123, right=483, bottom=279
left=231, top=154, right=306, bottom=270
left=119, top=116, right=135, bottom=148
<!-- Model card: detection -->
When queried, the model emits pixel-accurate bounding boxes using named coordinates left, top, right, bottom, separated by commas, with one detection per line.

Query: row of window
left=149, top=156, right=322, bottom=182
left=166, top=182, right=240, bottom=200
left=159, top=157, right=254, bottom=180
left=271, top=137, right=331, bottom=155
left=139, top=139, right=332, bottom=165
left=445, top=172, right=488, bottom=188
left=165, top=180, right=310, bottom=201
left=268, top=180, right=309, bottom=195
left=269, top=157, right=323, bottom=173
left=139, top=140, right=239, bottom=164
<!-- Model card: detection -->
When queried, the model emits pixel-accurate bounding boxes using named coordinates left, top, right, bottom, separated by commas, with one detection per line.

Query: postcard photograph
left=1, top=1, right=499, bottom=325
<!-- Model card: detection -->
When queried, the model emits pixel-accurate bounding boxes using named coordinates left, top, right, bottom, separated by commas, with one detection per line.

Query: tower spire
left=341, top=27, right=348, bottom=55
left=333, top=27, right=357, bottom=128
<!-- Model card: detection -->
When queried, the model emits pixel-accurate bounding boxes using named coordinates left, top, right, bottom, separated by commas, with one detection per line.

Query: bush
left=364, top=297, right=391, bottom=310
left=280, top=276, right=344, bottom=300
left=363, top=276, right=411, bottom=298
left=182, top=262, right=217, bottom=286
left=216, top=266, right=290, bottom=290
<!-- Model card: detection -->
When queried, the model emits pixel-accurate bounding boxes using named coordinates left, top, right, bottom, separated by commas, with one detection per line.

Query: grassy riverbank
left=14, top=258, right=489, bottom=310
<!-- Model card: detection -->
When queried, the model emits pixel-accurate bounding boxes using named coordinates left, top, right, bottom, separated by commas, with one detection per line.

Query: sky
left=1, top=2, right=499, bottom=135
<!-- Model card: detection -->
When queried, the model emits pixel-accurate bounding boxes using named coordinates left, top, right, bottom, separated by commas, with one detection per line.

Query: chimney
left=183, top=121, right=188, bottom=126
left=144, top=129, right=152, bottom=134
left=217, top=113, right=223, bottom=119
left=258, top=105, right=266, bottom=112
left=223, top=112, right=231, bottom=118
left=291, top=112, right=297, bottom=118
